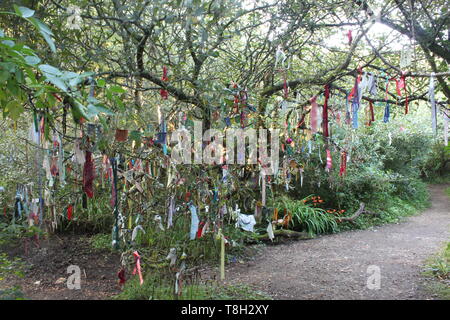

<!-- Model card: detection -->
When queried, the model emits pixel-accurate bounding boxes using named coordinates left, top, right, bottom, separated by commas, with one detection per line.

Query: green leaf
left=129, top=130, right=142, bottom=142
left=14, top=5, right=35, bottom=18
left=15, top=69, right=24, bottom=83
left=28, top=17, right=53, bottom=35
left=109, top=85, right=126, bottom=94
left=39, top=64, right=62, bottom=76
left=97, top=79, right=106, bottom=87
left=0, top=70, right=10, bottom=83
left=5, top=100, right=24, bottom=120
left=40, top=30, right=56, bottom=52
left=98, top=115, right=109, bottom=131
left=45, top=75, right=68, bottom=92
left=28, top=18, right=56, bottom=52
left=209, top=50, right=220, bottom=57
left=0, top=62, right=16, bottom=72
left=24, top=55, right=41, bottom=65
left=1, top=40, right=15, bottom=47
left=95, top=105, right=114, bottom=115
left=71, top=100, right=90, bottom=122
left=86, top=104, right=114, bottom=118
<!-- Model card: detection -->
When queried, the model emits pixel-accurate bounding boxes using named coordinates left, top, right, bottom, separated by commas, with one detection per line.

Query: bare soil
left=0, top=234, right=121, bottom=300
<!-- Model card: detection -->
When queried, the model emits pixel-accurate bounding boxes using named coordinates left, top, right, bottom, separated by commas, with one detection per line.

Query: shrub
left=271, top=196, right=338, bottom=236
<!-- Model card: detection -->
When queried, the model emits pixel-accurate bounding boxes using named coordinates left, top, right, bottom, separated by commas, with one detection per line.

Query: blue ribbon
left=383, top=102, right=390, bottom=123
left=352, top=98, right=359, bottom=129
left=189, top=204, right=199, bottom=240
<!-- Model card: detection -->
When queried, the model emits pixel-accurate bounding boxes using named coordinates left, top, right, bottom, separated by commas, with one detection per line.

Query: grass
left=423, top=242, right=450, bottom=300
left=337, top=193, right=430, bottom=232
left=88, top=233, right=113, bottom=251
left=0, top=253, right=25, bottom=300
left=0, top=286, right=25, bottom=300
left=445, top=186, right=450, bottom=199
left=114, top=275, right=272, bottom=300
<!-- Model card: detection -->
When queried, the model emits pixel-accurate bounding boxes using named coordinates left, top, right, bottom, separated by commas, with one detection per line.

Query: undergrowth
left=0, top=253, right=25, bottom=300
left=115, top=275, right=271, bottom=300
left=423, top=242, right=450, bottom=300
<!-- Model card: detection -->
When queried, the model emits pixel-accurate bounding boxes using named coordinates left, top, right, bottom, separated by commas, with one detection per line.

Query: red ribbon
left=404, top=94, right=409, bottom=115
left=52, top=93, right=62, bottom=102
left=233, top=83, right=239, bottom=113
left=118, top=268, right=126, bottom=285
left=132, top=251, right=144, bottom=285
left=348, top=68, right=362, bottom=101
left=160, top=66, right=169, bottom=99
left=67, top=204, right=73, bottom=221
left=297, top=113, right=306, bottom=128
left=347, top=30, right=353, bottom=45
left=367, top=101, right=375, bottom=126
left=385, top=78, right=393, bottom=101
left=322, top=85, right=330, bottom=138
left=240, top=111, right=246, bottom=128
left=160, top=89, right=168, bottom=99
left=82, top=151, right=95, bottom=198
left=233, top=95, right=239, bottom=113
left=162, top=66, right=168, bottom=81
left=50, top=156, right=59, bottom=177
left=197, top=221, right=205, bottom=238
left=339, top=151, right=347, bottom=177
left=395, top=72, right=409, bottom=114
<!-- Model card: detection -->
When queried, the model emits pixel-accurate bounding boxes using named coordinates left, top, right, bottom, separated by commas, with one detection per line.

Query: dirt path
left=224, top=185, right=450, bottom=300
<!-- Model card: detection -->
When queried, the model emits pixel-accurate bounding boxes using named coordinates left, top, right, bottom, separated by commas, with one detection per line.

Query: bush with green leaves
left=0, top=253, right=25, bottom=300
left=115, top=274, right=271, bottom=300
left=270, top=195, right=338, bottom=236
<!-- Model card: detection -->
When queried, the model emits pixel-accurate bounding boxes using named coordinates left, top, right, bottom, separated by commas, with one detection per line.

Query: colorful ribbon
left=326, top=149, right=332, bottom=172
left=383, top=102, right=390, bottom=123
left=82, top=151, right=95, bottom=198
left=310, top=96, right=319, bottom=134
left=367, top=101, right=375, bottom=126
left=189, top=204, right=199, bottom=240
left=322, top=85, right=330, bottom=137
left=339, top=151, right=347, bottom=176
left=67, top=204, right=73, bottom=221
left=132, top=251, right=144, bottom=285
left=160, top=66, right=169, bottom=99
left=429, top=73, right=437, bottom=134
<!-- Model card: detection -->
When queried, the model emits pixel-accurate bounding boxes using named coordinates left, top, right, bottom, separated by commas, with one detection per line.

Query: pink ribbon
left=132, top=251, right=144, bottom=285
left=326, top=149, right=332, bottom=171
left=310, top=96, right=319, bottom=134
